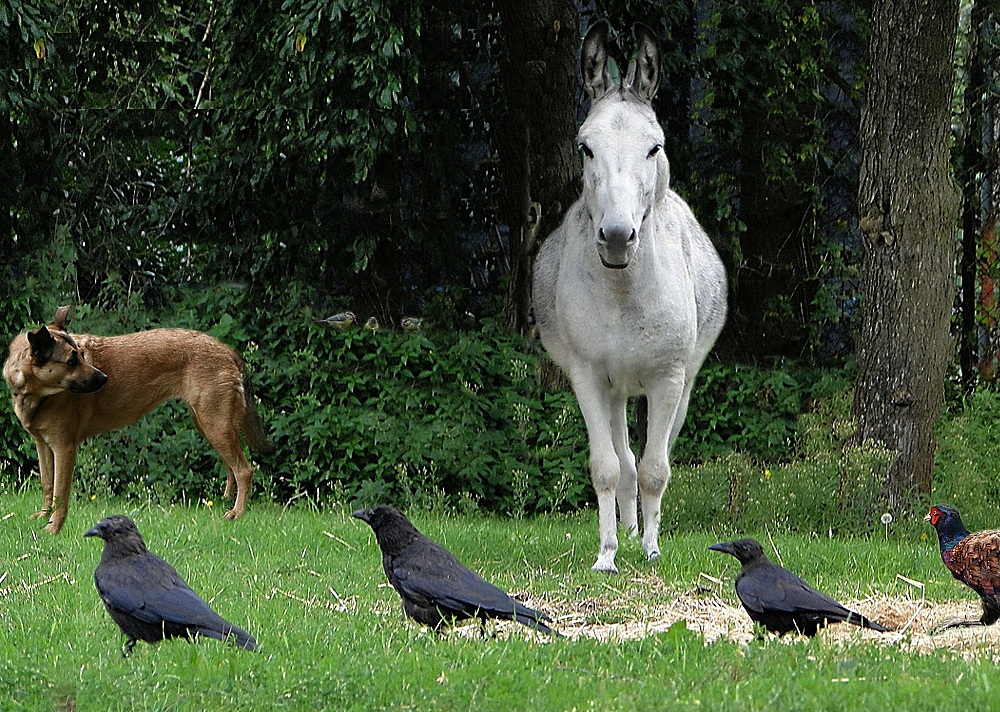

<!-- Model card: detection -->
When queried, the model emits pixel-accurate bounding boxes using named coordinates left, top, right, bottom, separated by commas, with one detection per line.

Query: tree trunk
left=854, top=0, right=960, bottom=506
left=496, top=0, right=580, bottom=336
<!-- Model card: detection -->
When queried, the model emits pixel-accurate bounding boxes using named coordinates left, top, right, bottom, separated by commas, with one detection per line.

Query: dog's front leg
left=29, top=438, right=56, bottom=521
left=44, top=445, right=78, bottom=535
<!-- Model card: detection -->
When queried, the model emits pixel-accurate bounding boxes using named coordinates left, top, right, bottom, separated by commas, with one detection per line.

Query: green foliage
left=2, top=0, right=879, bottom=364
left=677, top=360, right=853, bottom=462
left=0, top=288, right=858, bottom=521
left=685, top=0, right=864, bottom=357
left=0, top=287, right=592, bottom=515
left=249, top=312, right=595, bottom=514
left=11, top=284, right=1000, bottom=533
left=930, top=388, right=1000, bottom=526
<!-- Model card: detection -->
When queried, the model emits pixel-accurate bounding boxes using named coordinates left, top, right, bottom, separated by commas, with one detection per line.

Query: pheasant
left=925, top=504, right=1000, bottom=631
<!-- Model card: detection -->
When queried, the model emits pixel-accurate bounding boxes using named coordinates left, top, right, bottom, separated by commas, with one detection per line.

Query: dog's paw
left=222, top=508, right=243, bottom=521
left=43, top=521, right=63, bottom=535
left=29, top=509, right=51, bottom=520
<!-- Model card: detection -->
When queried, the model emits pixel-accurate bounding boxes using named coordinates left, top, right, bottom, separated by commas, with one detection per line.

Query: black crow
left=709, top=538, right=892, bottom=637
left=84, top=514, right=259, bottom=655
left=352, top=505, right=558, bottom=635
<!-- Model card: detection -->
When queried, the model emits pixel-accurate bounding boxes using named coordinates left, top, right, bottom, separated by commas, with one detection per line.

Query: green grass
left=1, top=489, right=998, bottom=711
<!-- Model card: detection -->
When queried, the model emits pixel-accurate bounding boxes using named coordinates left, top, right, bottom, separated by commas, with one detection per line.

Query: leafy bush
left=676, top=359, right=855, bottom=462
left=0, top=288, right=596, bottom=514
left=11, top=285, right=976, bottom=537
left=929, top=388, right=1000, bottom=529
left=0, top=287, right=854, bottom=520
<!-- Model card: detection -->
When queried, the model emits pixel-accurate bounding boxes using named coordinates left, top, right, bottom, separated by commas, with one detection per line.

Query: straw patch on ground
left=440, top=573, right=1000, bottom=658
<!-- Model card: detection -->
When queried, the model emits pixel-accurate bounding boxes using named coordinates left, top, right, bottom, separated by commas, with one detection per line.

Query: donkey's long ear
left=582, top=21, right=614, bottom=100
left=624, top=23, right=660, bottom=102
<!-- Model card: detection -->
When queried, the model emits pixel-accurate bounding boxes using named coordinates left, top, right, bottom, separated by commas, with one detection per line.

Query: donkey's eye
left=647, top=144, right=662, bottom=158
left=578, top=143, right=594, bottom=160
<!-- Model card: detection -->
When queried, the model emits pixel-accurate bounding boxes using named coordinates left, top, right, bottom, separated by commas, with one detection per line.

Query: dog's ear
left=51, top=305, right=71, bottom=331
left=27, top=326, right=56, bottom=364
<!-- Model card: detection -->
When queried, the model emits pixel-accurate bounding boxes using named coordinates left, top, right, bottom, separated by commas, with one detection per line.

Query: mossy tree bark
left=854, top=0, right=960, bottom=506
left=496, top=0, right=581, bottom=336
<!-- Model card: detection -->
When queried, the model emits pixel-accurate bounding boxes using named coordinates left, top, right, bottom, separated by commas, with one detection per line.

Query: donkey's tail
left=241, top=370, right=275, bottom=455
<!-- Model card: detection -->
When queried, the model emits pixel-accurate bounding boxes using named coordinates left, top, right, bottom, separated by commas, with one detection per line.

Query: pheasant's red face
left=928, top=507, right=943, bottom=526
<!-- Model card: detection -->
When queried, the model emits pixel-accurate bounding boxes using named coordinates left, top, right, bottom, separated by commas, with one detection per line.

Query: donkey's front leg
left=610, top=395, right=638, bottom=536
left=590, top=450, right=622, bottom=573
left=637, top=374, right=686, bottom=561
left=637, top=457, right=669, bottom=562
left=573, top=377, right=621, bottom=573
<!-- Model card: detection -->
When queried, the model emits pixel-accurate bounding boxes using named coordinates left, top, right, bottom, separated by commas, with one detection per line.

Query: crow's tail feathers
left=513, top=604, right=562, bottom=637
left=846, top=611, right=893, bottom=633
left=196, top=623, right=260, bottom=651
left=514, top=614, right=561, bottom=637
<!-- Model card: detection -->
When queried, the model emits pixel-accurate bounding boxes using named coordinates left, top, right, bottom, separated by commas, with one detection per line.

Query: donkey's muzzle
left=597, top=226, right=637, bottom=269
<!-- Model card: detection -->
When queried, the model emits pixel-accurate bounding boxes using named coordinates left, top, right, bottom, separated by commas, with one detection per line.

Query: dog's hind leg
left=44, top=445, right=77, bottom=535
left=210, top=436, right=253, bottom=521
left=223, top=469, right=237, bottom=500
left=221, top=456, right=253, bottom=521
left=190, top=394, right=255, bottom=521
left=30, top=439, right=55, bottom=521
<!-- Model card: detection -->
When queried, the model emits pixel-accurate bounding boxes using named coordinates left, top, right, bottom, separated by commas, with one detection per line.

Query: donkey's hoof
left=591, top=558, right=619, bottom=575
left=646, top=550, right=661, bottom=563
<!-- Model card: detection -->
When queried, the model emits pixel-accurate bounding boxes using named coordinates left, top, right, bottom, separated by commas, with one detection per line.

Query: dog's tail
left=241, top=370, right=275, bottom=455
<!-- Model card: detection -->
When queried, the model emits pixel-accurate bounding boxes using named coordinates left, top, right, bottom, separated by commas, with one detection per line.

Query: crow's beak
left=83, top=524, right=101, bottom=538
left=708, top=542, right=731, bottom=555
left=351, top=509, right=371, bottom=523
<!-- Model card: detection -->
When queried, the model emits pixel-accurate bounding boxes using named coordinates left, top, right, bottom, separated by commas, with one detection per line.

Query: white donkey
left=533, top=21, right=727, bottom=573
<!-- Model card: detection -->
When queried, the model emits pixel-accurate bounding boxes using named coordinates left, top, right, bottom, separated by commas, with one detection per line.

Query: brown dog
left=3, top=306, right=274, bottom=534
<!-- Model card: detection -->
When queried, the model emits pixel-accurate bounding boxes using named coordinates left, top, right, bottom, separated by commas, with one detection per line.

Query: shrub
left=0, top=285, right=918, bottom=536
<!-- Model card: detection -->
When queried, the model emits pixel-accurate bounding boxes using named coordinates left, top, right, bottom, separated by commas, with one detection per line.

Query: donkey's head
left=577, top=22, right=668, bottom=270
